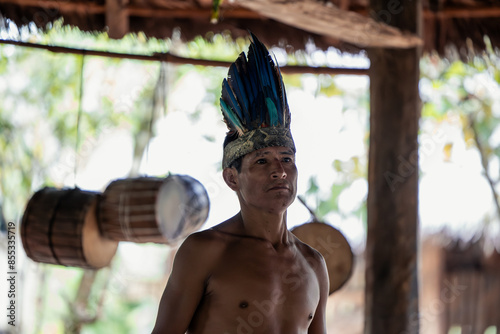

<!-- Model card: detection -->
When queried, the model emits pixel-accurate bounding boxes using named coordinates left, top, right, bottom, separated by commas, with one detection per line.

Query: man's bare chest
left=204, top=241, right=320, bottom=318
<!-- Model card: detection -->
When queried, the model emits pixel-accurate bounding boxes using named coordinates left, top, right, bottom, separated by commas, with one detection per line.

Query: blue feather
left=222, top=80, right=244, bottom=122
left=220, top=99, right=244, bottom=135
left=229, top=64, right=251, bottom=124
left=271, top=54, right=283, bottom=121
left=220, top=33, right=290, bottom=135
left=251, top=33, right=282, bottom=123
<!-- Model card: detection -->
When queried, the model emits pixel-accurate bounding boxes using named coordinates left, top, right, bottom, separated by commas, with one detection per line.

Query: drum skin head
left=98, top=175, right=209, bottom=244
left=156, top=174, right=210, bottom=244
left=291, top=222, right=354, bottom=294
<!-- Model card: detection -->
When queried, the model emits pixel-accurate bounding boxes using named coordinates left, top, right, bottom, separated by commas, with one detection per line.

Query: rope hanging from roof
left=74, top=54, right=86, bottom=185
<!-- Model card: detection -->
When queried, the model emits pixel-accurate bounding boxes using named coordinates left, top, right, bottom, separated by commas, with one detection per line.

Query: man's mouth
left=268, top=182, right=290, bottom=191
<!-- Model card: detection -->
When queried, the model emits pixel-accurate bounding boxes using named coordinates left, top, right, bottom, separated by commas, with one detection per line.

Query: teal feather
left=228, top=64, right=251, bottom=123
left=222, top=79, right=243, bottom=121
left=274, top=57, right=289, bottom=126
left=265, top=97, right=278, bottom=126
left=249, top=33, right=283, bottom=125
left=220, top=99, right=244, bottom=135
left=220, top=33, right=289, bottom=135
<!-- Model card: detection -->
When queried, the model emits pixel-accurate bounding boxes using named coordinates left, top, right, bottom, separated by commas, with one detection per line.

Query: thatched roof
left=0, top=0, right=499, bottom=55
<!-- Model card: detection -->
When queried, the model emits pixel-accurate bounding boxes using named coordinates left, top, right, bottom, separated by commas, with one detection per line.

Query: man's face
left=226, top=146, right=298, bottom=214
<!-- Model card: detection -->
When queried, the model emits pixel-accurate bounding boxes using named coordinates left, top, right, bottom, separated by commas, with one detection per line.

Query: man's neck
left=238, top=209, right=290, bottom=248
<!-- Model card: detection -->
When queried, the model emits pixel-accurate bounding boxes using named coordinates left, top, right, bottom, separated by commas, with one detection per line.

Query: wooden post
left=365, top=0, right=421, bottom=332
left=106, top=0, right=129, bottom=39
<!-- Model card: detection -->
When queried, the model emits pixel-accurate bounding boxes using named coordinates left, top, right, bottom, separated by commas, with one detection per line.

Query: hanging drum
left=291, top=222, right=354, bottom=294
left=21, top=187, right=118, bottom=269
left=98, top=174, right=210, bottom=244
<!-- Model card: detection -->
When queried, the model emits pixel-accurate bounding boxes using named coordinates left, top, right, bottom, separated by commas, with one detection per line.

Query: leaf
left=444, top=61, right=468, bottom=79
left=306, top=176, right=320, bottom=195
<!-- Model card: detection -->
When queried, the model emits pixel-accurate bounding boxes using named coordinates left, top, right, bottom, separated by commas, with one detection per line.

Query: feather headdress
left=221, top=33, right=295, bottom=169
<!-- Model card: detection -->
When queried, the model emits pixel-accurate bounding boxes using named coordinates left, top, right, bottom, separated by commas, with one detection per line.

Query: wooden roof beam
left=0, top=0, right=104, bottom=14
left=0, top=39, right=369, bottom=75
left=0, top=0, right=262, bottom=19
left=126, top=6, right=263, bottom=19
left=3, top=0, right=500, bottom=22
left=424, top=7, right=500, bottom=19
left=236, top=0, right=423, bottom=49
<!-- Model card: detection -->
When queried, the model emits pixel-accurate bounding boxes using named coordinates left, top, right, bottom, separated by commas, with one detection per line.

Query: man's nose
left=271, top=161, right=287, bottom=179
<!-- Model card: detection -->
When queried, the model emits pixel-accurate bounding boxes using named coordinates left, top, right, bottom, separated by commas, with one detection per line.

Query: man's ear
left=223, top=167, right=239, bottom=191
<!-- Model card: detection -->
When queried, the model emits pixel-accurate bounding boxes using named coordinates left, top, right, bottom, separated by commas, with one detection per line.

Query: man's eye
left=256, top=159, right=267, bottom=164
left=283, top=157, right=293, bottom=163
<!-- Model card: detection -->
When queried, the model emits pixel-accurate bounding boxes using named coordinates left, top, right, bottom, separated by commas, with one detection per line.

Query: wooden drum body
left=98, top=175, right=209, bottom=244
left=21, top=187, right=118, bottom=269
left=291, top=222, right=354, bottom=294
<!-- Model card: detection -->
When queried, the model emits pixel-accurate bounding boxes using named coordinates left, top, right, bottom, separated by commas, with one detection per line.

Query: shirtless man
left=151, top=34, right=329, bottom=334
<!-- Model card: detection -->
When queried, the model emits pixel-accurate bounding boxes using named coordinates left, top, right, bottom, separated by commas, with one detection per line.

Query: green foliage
left=33, top=266, right=86, bottom=333
left=37, top=20, right=171, bottom=55
left=421, top=41, right=500, bottom=133
left=282, top=73, right=303, bottom=89
left=420, top=38, right=500, bottom=228
left=0, top=45, right=128, bottom=218
left=184, top=33, right=245, bottom=61
left=80, top=297, right=142, bottom=334
left=318, top=75, right=343, bottom=97
left=306, top=176, right=320, bottom=195
left=307, top=156, right=368, bottom=221
left=318, top=182, right=344, bottom=215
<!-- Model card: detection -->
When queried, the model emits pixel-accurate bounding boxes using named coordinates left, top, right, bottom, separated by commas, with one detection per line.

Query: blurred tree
left=420, top=37, right=500, bottom=226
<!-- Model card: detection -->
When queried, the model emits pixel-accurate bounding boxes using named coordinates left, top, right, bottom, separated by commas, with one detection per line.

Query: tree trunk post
left=365, top=0, right=422, bottom=332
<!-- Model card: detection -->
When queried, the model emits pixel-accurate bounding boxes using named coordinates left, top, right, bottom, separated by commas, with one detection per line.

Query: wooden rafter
left=4, top=0, right=500, bottom=19
left=0, top=0, right=263, bottom=19
left=236, top=0, right=423, bottom=48
left=1, top=0, right=105, bottom=14
left=125, top=6, right=263, bottom=19
left=0, top=39, right=369, bottom=75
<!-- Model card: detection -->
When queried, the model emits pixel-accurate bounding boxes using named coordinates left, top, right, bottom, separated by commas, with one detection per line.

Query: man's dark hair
left=229, top=156, right=242, bottom=172
left=223, top=132, right=242, bottom=173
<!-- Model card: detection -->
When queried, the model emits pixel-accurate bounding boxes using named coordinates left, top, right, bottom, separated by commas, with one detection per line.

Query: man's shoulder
left=181, top=228, right=227, bottom=249
left=291, top=233, right=327, bottom=268
left=291, top=234, right=330, bottom=291
left=179, top=220, right=238, bottom=252
left=172, top=229, right=229, bottom=273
